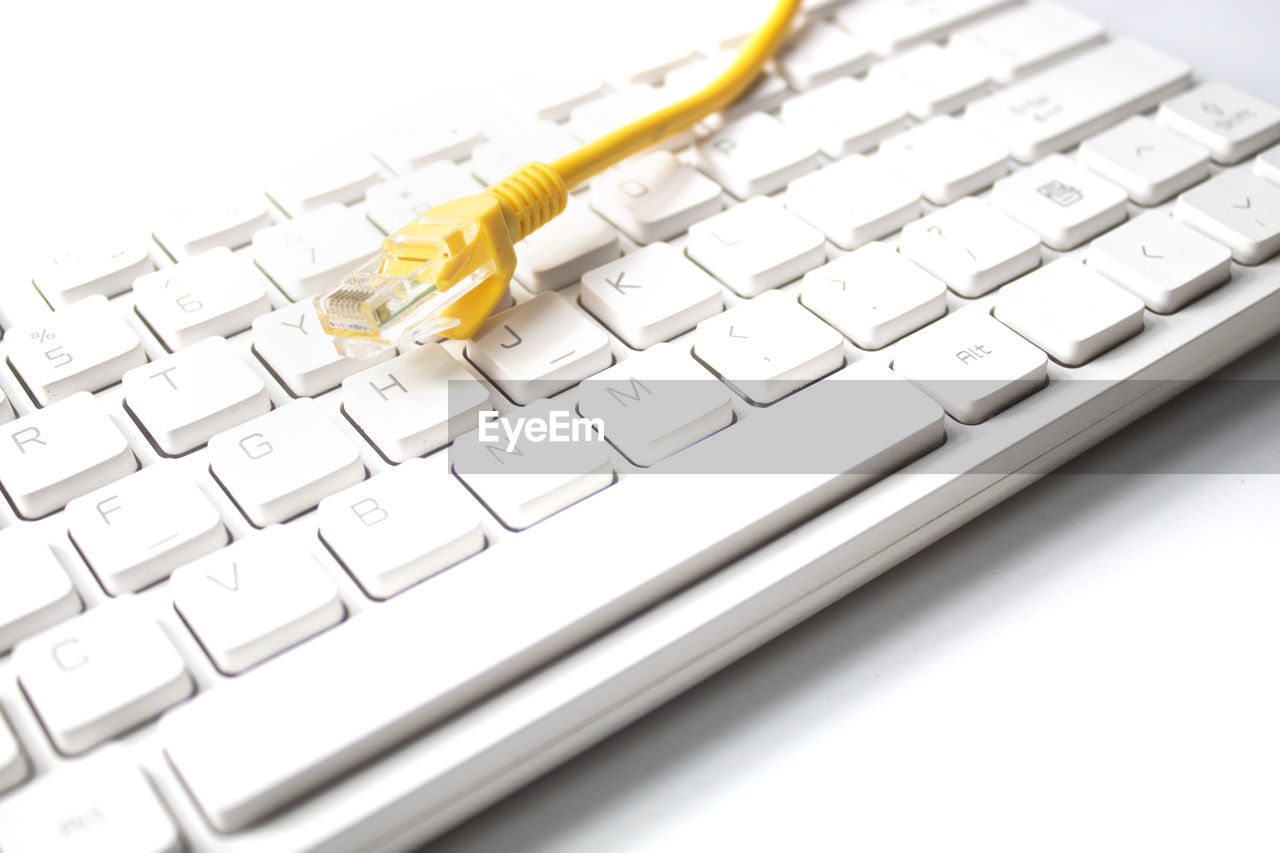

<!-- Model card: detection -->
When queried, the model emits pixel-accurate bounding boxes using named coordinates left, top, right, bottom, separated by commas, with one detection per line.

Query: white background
left=2, top=2, right=1279, bottom=851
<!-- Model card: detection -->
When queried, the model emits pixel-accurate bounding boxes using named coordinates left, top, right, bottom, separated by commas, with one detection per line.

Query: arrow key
left=1078, top=116, right=1211, bottom=205
left=1174, top=169, right=1280, bottom=265
left=1090, top=211, right=1231, bottom=313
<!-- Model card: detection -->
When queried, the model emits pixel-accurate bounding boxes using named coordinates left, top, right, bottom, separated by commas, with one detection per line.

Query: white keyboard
left=4, top=1, right=1280, bottom=850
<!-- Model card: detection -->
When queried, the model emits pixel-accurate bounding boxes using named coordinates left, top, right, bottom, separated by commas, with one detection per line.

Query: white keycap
left=124, top=336, right=271, bottom=455
left=1090, top=212, right=1232, bottom=314
left=868, top=42, right=991, bottom=119
left=465, top=293, right=612, bottom=405
left=687, top=197, right=827, bottom=297
left=1157, top=81, right=1280, bottom=165
left=1174, top=169, right=1280, bottom=265
left=0, top=745, right=180, bottom=853
left=569, top=86, right=694, bottom=151
left=775, top=21, right=870, bottom=91
left=899, top=197, right=1042, bottom=297
left=451, top=399, right=613, bottom=530
left=589, top=150, right=725, bottom=245
left=0, top=388, right=11, bottom=424
left=0, top=393, right=135, bottom=519
left=1077, top=115, right=1212, bottom=206
left=371, top=120, right=484, bottom=175
left=1257, top=146, right=1280, bottom=186
left=947, top=1, right=1106, bottom=84
left=693, top=112, right=820, bottom=200
left=610, top=41, right=701, bottom=87
left=513, top=201, right=621, bottom=293
left=266, top=151, right=382, bottom=217
left=469, top=122, right=580, bottom=186
left=503, top=71, right=611, bottom=122
left=365, top=160, right=483, bottom=234
left=694, top=290, right=845, bottom=405
left=0, top=715, right=25, bottom=793
left=880, top=115, right=1011, bottom=205
left=0, top=528, right=80, bottom=654
left=575, top=343, right=733, bottom=467
left=66, top=464, right=227, bottom=595
left=779, top=76, right=911, bottom=159
left=342, top=344, right=490, bottom=463
left=995, top=258, right=1144, bottom=366
left=893, top=306, right=1048, bottom=424
left=964, top=38, right=1192, bottom=163
left=991, top=153, right=1129, bottom=250
left=800, top=242, right=947, bottom=350
left=253, top=300, right=393, bottom=397
left=32, top=241, right=154, bottom=307
left=834, top=0, right=1017, bottom=56
left=6, top=295, right=146, bottom=406
left=665, top=57, right=790, bottom=123
left=785, top=154, right=922, bottom=250
left=133, top=247, right=273, bottom=350
left=15, top=597, right=191, bottom=754
left=318, top=457, right=485, bottom=599
left=252, top=204, right=382, bottom=301
left=153, top=192, right=273, bottom=260
left=171, top=526, right=344, bottom=674
left=580, top=243, right=724, bottom=349
left=208, top=398, right=365, bottom=527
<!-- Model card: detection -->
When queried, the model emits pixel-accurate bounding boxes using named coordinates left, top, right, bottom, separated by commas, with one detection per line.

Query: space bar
left=161, top=367, right=944, bottom=832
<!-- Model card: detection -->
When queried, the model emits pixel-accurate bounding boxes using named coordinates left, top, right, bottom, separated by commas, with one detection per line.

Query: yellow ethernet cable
left=315, top=0, right=802, bottom=357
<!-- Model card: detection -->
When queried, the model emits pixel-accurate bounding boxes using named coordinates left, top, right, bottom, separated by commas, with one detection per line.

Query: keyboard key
left=0, top=745, right=180, bottom=853
left=1157, top=81, right=1280, bottom=165
left=451, top=398, right=613, bottom=530
left=609, top=41, right=700, bottom=87
left=133, top=247, right=273, bottom=350
left=834, top=0, right=1018, bottom=56
left=775, top=21, right=871, bottom=91
left=503, top=70, right=611, bottom=122
left=799, top=242, right=947, bottom=350
left=469, top=122, right=580, bottom=186
left=0, top=393, right=135, bottom=519
left=687, top=197, right=827, bottom=297
left=252, top=203, right=381, bottom=301
left=694, top=290, right=845, bottom=405
left=589, top=150, right=725, bottom=244
left=266, top=151, right=383, bottom=217
left=364, top=160, right=483, bottom=234
left=893, top=306, right=1048, bottom=423
left=1077, top=115, right=1212, bottom=206
left=569, top=85, right=694, bottom=151
left=665, top=57, right=789, bottom=123
left=779, top=76, right=910, bottom=159
left=465, top=293, right=612, bottom=405
left=899, top=197, right=1042, bottom=297
left=1256, top=146, right=1280, bottom=186
left=1174, top=169, right=1280, bottom=265
left=152, top=191, right=273, bottom=260
left=342, top=344, right=491, bottom=463
left=124, top=336, right=271, bottom=455
left=513, top=201, right=621, bottom=293
left=580, top=243, right=724, bottom=350
left=15, top=597, right=191, bottom=754
left=964, top=38, right=1192, bottom=162
left=6, top=295, right=146, bottom=406
left=32, top=240, right=154, bottom=307
left=170, top=526, right=344, bottom=674
left=209, top=398, right=365, bottom=527
left=0, top=388, right=11, bottom=424
left=371, top=119, right=484, bottom=175
left=947, top=0, right=1105, bottom=84
left=0, top=528, right=81, bottom=654
left=253, top=300, right=393, bottom=397
left=991, top=153, right=1129, bottom=250
left=693, top=112, right=820, bottom=200
left=994, top=258, right=1144, bottom=366
left=786, top=154, right=922, bottom=250
left=867, top=42, right=991, bottom=120
left=318, top=457, right=485, bottom=599
left=66, top=464, right=227, bottom=595
left=1090, top=212, right=1232, bottom=314
left=880, top=115, right=1011, bottom=205
left=0, top=715, right=25, bottom=793
left=575, top=343, right=733, bottom=466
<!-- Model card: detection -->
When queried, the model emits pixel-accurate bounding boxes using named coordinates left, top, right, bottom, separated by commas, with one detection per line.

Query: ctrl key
left=892, top=307, right=1048, bottom=425
left=0, top=744, right=180, bottom=853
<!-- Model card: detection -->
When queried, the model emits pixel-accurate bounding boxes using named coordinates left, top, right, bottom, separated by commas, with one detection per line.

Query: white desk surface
left=2, top=2, right=1278, bottom=851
